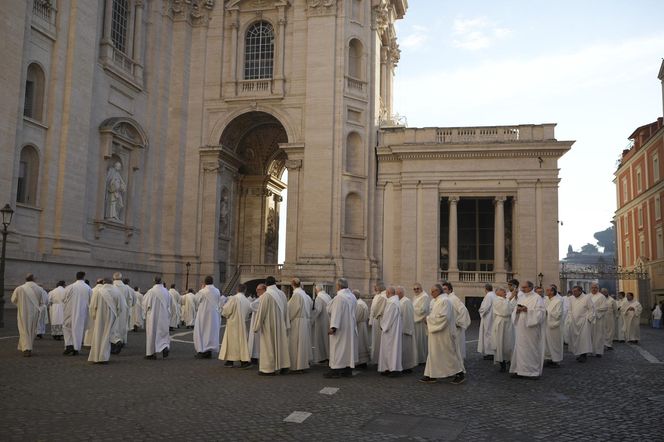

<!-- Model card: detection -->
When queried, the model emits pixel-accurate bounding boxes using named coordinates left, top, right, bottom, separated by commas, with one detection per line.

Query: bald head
left=396, top=286, right=405, bottom=299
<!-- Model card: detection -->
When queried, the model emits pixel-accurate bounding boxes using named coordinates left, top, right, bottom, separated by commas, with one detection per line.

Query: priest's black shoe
left=340, top=367, right=353, bottom=377
left=258, top=371, right=276, bottom=376
left=63, top=345, right=74, bottom=355
left=223, top=360, right=234, bottom=367
left=279, top=368, right=289, bottom=375
left=145, top=354, right=157, bottom=360
left=162, top=348, right=169, bottom=358
left=483, top=355, right=494, bottom=361
left=388, top=371, right=403, bottom=378
left=499, top=361, right=507, bottom=372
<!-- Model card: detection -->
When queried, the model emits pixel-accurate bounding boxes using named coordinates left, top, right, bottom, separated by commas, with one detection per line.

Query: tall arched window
left=348, top=38, right=363, bottom=79
left=345, top=132, right=364, bottom=175
left=345, top=193, right=364, bottom=235
left=111, top=0, right=130, bottom=54
left=244, top=21, right=275, bottom=80
left=16, top=145, right=40, bottom=206
left=24, top=63, right=45, bottom=121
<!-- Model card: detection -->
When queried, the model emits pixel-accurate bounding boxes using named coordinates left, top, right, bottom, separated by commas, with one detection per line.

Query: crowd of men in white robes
left=10, top=272, right=644, bottom=383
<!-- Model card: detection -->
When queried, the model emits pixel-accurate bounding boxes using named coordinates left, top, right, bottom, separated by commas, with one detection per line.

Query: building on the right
left=614, top=60, right=664, bottom=310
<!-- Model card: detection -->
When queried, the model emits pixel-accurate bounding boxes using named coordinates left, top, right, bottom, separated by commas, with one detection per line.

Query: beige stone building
left=0, top=0, right=571, bottom=302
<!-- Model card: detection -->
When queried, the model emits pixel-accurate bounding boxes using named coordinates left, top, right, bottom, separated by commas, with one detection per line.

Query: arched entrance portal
left=219, top=111, right=288, bottom=288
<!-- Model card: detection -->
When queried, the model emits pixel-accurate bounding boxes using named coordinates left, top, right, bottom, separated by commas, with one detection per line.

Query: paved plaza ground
left=1, top=309, right=663, bottom=441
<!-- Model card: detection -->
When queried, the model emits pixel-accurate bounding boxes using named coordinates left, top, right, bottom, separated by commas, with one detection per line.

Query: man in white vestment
left=603, top=289, right=616, bottom=350
left=168, top=284, right=182, bottom=330
left=36, top=282, right=49, bottom=339
left=622, top=292, right=642, bottom=343
left=616, top=291, right=626, bottom=342
left=589, top=283, right=607, bottom=357
left=568, top=285, right=595, bottom=363
left=492, top=288, right=516, bottom=372
left=11, top=274, right=46, bottom=356
left=248, top=284, right=265, bottom=364
left=62, top=272, right=92, bottom=356
left=181, top=288, right=198, bottom=329
left=369, top=282, right=387, bottom=364
left=443, top=282, right=471, bottom=360
left=420, top=283, right=465, bottom=385
left=312, top=283, right=332, bottom=363
left=544, top=284, right=564, bottom=368
left=378, top=287, right=403, bottom=377
left=112, top=272, right=133, bottom=348
left=219, top=283, right=251, bottom=367
left=254, top=276, right=290, bottom=375
left=288, top=278, right=313, bottom=372
left=477, top=284, right=496, bottom=360
left=88, top=278, right=119, bottom=364
left=191, top=275, right=220, bottom=359
left=411, top=283, right=430, bottom=365
left=509, top=281, right=546, bottom=379
left=84, top=280, right=103, bottom=348
left=324, top=278, right=357, bottom=378
left=353, top=289, right=370, bottom=368
left=562, top=292, right=572, bottom=345
left=131, top=287, right=144, bottom=331
left=48, top=281, right=66, bottom=340
left=397, top=286, right=417, bottom=373
left=143, top=276, right=171, bottom=359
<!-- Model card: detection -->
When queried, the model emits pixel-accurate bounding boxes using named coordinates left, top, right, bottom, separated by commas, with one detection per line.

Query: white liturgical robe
left=424, top=294, right=464, bottom=378
left=590, top=292, right=608, bottom=355
left=622, top=299, right=642, bottom=342
left=370, top=291, right=387, bottom=364
left=181, top=292, right=197, bottom=327
left=143, top=284, right=171, bottom=355
left=412, top=291, right=430, bottom=364
left=193, top=284, right=221, bottom=354
left=248, top=297, right=261, bottom=359
left=131, top=290, right=144, bottom=329
left=562, top=295, right=572, bottom=345
left=477, top=291, right=495, bottom=355
left=378, top=295, right=403, bottom=373
left=288, top=288, right=313, bottom=370
left=220, top=292, right=251, bottom=361
left=168, top=288, right=181, bottom=328
left=399, top=297, right=417, bottom=370
left=491, top=295, right=516, bottom=363
left=36, top=288, right=49, bottom=336
left=254, top=285, right=290, bottom=373
left=62, top=280, right=91, bottom=351
left=11, top=281, right=45, bottom=351
left=449, top=292, right=471, bottom=359
left=48, top=286, right=66, bottom=329
left=113, top=280, right=134, bottom=344
left=87, top=284, right=118, bottom=363
left=604, top=296, right=617, bottom=347
left=356, top=298, right=370, bottom=364
left=327, top=288, right=357, bottom=370
left=509, top=291, right=546, bottom=377
left=312, top=291, right=332, bottom=363
left=568, top=293, right=594, bottom=356
left=616, top=297, right=626, bottom=341
left=544, top=294, right=564, bottom=363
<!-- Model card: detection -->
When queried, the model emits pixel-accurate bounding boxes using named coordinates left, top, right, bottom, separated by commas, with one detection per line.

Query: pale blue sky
left=393, top=0, right=664, bottom=257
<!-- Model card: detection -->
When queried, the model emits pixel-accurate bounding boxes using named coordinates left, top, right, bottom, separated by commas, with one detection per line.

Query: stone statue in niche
left=265, top=207, right=278, bottom=262
left=105, top=161, right=127, bottom=222
left=219, top=188, right=229, bottom=236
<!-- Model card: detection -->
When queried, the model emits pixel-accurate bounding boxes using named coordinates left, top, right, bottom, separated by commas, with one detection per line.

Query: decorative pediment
left=99, top=117, right=148, bottom=148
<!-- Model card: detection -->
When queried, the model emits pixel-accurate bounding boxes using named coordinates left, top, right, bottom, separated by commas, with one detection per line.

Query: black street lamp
left=537, top=272, right=544, bottom=288
left=185, top=261, right=191, bottom=291
left=0, top=203, right=15, bottom=328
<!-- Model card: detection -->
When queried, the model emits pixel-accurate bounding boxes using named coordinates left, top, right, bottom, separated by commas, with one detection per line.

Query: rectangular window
left=640, top=235, right=646, bottom=257
left=654, top=154, right=660, bottom=182
left=626, top=240, right=631, bottom=266
left=111, top=0, right=130, bottom=54
left=622, top=178, right=628, bottom=204
left=656, top=197, right=661, bottom=221
left=636, top=167, right=642, bottom=193
left=638, top=206, right=643, bottom=228
left=658, top=228, right=664, bottom=259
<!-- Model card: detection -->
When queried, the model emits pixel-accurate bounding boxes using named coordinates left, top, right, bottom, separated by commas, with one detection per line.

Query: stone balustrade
left=382, top=124, right=557, bottom=145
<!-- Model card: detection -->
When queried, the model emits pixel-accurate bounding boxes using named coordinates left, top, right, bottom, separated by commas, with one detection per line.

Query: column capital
left=494, top=195, right=507, bottom=204
left=285, top=159, right=302, bottom=171
left=448, top=195, right=460, bottom=204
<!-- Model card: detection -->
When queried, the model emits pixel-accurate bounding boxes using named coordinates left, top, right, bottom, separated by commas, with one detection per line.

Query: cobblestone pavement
left=1, top=310, right=663, bottom=441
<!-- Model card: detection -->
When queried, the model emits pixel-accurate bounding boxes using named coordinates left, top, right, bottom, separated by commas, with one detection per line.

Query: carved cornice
left=169, top=0, right=216, bottom=26
left=377, top=148, right=571, bottom=162
left=307, top=0, right=336, bottom=17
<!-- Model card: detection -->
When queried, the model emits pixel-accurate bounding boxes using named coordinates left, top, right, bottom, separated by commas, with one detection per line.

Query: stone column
left=230, top=13, right=239, bottom=93
left=448, top=196, right=459, bottom=281
left=275, top=8, right=287, bottom=95
left=494, top=196, right=506, bottom=282
left=100, top=0, right=114, bottom=61
left=280, top=142, right=304, bottom=265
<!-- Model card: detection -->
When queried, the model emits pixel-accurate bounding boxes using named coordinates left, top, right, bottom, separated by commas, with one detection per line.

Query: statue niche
left=105, top=157, right=127, bottom=223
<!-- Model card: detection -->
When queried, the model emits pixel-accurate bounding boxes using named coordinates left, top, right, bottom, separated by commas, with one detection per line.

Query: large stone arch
left=209, top=105, right=298, bottom=148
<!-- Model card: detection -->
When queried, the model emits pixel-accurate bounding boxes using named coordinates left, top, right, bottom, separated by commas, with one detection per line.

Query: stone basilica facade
left=1, top=0, right=572, bottom=299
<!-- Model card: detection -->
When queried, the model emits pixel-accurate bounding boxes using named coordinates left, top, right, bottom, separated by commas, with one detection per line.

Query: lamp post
left=0, top=203, right=15, bottom=328
left=185, top=261, right=191, bottom=291
left=537, top=272, right=544, bottom=288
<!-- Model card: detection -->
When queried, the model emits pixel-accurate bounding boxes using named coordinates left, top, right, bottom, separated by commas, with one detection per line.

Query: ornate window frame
left=100, top=0, right=145, bottom=90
